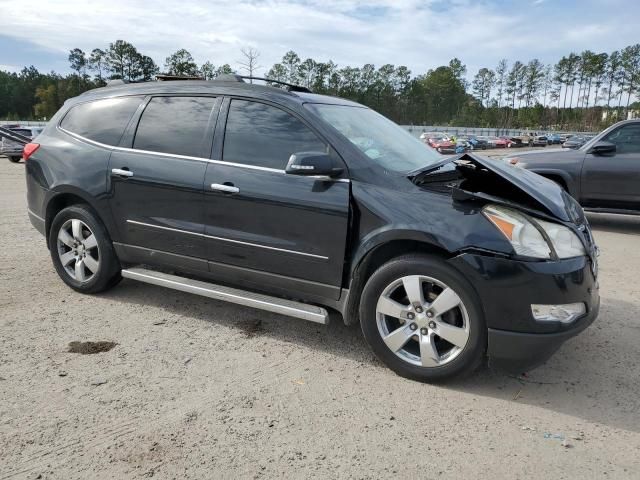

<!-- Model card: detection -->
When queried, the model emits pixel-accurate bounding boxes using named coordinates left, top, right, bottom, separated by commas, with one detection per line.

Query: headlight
left=483, top=204, right=586, bottom=259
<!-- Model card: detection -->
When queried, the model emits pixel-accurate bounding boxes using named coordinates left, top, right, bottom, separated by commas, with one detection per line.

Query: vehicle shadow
left=587, top=211, right=640, bottom=235
left=447, top=296, right=640, bottom=433
left=104, top=281, right=640, bottom=433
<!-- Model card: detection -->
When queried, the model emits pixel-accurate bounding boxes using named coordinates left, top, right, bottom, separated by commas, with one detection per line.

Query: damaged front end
left=411, top=152, right=597, bottom=262
left=409, top=153, right=600, bottom=372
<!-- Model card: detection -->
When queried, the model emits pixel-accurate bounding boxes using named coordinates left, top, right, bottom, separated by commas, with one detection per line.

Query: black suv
left=24, top=75, right=599, bottom=381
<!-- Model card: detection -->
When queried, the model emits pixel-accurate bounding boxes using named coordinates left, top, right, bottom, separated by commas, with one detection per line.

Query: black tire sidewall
left=360, top=255, right=486, bottom=382
left=48, top=205, right=121, bottom=293
left=9, top=156, right=21, bottom=163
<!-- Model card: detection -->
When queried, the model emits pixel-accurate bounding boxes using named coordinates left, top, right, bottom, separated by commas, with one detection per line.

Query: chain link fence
left=402, top=125, right=593, bottom=139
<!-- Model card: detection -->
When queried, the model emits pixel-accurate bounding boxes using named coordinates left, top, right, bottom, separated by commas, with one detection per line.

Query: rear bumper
left=28, top=208, right=46, bottom=236
left=449, top=253, right=599, bottom=372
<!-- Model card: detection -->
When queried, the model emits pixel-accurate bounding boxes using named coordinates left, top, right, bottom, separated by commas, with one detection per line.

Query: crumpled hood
left=413, top=152, right=579, bottom=223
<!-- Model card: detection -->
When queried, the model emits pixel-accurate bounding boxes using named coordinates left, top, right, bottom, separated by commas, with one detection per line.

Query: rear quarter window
left=132, top=96, right=217, bottom=158
left=60, top=96, right=143, bottom=145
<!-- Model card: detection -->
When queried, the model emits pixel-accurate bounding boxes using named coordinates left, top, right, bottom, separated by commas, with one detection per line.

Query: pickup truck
left=505, top=119, right=640, bottom=214
left=510, top=132, right=548, bottom=147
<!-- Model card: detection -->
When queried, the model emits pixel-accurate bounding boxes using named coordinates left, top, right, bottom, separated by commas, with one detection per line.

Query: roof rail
left=212, top=74, right=312, bottom=93
left=156, top=74, right=204, bottom=81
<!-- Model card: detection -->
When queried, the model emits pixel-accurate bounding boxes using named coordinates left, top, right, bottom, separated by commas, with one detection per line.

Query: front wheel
left=49, top=205, right=122, bottom=294
left=360, top=255, right=486, bottom=382
left=8, top=156, right=21, bottom=163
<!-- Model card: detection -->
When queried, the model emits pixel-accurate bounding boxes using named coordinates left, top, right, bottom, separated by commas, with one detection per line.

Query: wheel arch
left=44, top=187, right=111, bottom=243
left=343, top=235, right=453, bottom=326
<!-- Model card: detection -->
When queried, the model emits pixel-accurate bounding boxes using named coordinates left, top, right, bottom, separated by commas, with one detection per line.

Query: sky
left=0, top=0, right=638, bottom=80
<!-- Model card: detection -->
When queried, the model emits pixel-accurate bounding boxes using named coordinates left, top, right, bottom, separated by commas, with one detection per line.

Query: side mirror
left=285, top=152, right=343, bottom=178
left=588, top=141, right=616, bottom=156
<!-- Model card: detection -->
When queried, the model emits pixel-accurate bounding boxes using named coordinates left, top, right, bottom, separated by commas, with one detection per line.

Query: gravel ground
left=1, top=156, right=639, bottom=479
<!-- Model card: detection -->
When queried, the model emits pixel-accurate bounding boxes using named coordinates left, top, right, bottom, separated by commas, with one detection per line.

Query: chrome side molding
left=121, top=267, right=329, bottom=324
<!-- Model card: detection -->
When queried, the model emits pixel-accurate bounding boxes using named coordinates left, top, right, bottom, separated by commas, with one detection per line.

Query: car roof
left=76, top=79, right=362, bottom=109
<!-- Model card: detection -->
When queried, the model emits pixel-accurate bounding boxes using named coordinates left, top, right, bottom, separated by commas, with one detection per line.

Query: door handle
left=112, top=168, right=133, bottom=178
left=211, top=183, right=239, bottom=194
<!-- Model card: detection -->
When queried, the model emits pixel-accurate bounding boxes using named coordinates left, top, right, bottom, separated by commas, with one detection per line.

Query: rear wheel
left=8, top=156, right=21, bottom=163
left=360, top=255, right=486, bottom=382
left=49, top=205, right=121, bottom=293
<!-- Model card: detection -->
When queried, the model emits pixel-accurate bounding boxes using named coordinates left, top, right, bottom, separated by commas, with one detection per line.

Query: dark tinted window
left=61, top=96, right=142, bottom=145
left=134, top=97, right=216, bottom=157
left=11, top=128, right=31, bottom=136
left=223, top=100, right=326, bottom=169
left=604, top=125, right=640, bottom=154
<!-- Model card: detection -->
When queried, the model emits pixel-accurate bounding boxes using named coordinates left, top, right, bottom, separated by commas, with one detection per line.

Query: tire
left=359, top=254, right=486, bottom=382
left=8, top=156, right=21, bottom=163
left=49, top=205, right=121, bottom=294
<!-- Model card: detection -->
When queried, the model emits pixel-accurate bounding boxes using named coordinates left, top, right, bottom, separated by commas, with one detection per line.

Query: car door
left=203, top=98, right=350, bottom=300
left=581, top=124, right=640, bottom=210
left=108, top=95, right=220, bottom=262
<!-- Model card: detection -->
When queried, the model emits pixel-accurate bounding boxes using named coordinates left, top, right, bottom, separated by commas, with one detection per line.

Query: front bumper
left=449, top=253, right=599, bottom=372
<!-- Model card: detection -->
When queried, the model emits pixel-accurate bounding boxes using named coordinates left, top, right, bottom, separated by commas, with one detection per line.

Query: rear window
left=60, top=97, right=142, bottom=145
left=11, top=129, right=31, bottom=136
left=133, top=96, right=216, bottom=158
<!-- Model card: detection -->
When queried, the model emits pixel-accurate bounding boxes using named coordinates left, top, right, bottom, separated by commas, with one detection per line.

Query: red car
left=425, top=136, right=456, bottom=154
left=493, top=136, right=514, bottom=148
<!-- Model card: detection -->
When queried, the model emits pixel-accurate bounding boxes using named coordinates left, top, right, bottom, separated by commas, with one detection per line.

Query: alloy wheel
left=56, top=219, right=100, bottom=282
left=375, top=275, right=470, bottom=368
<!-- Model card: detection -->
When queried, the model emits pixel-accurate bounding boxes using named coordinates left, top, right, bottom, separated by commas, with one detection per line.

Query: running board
left=121, top=267, right=329, bottom=324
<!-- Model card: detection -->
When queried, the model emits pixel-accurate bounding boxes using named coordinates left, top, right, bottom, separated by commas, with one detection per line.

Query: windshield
left=306, top=103, right=442, bottom=172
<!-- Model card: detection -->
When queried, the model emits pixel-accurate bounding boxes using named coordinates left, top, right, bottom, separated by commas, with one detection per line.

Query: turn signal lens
left=23, top=143, right=40, bottom=161
left=484, top=213, right=515, bottom=240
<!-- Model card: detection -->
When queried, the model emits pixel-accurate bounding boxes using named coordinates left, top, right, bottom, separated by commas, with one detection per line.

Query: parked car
left=425, top=136, right=456, bottom=154
left=511, top=132, right=547, bottom=147
left=505, top=119, right=640, bottom=214
left=457, top=136, right=484, bottom=151
left=477, top=135, right=496, bottom=148
left=546, top=133, right=562, bottom=145
left=498, top=136, right=517, bottom=148
left=420, top=131, right=448, bottom=141
left=466, top=136, right=489, bottom=150
left=1, top=126, right=44, bottom=162
left=25, top=75, right=599, bottom=381
left=487, top=136, right=512, bottom=148
left=562, top=135, right=592, bottom=149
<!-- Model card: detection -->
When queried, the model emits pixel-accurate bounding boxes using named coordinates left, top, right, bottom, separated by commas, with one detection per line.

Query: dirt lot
left=1, top=156, right=639, bottom=479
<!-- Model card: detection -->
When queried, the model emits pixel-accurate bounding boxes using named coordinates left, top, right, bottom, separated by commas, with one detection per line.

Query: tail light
left=23, top=143, right=40, bottom=161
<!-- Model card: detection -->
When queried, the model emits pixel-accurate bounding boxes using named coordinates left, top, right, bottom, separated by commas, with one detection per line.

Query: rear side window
left=133, top=96, right=216, bottom=157
left=223, top=99, right=327, bottom=170
left=60, top=97, right=142, bottom=145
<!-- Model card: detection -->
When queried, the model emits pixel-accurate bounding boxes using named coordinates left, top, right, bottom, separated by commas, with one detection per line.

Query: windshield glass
left=306, top=103, right=442, bottom=172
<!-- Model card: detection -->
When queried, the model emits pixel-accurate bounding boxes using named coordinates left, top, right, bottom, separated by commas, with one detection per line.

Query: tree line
left=1, top=39, right=639, bottom=131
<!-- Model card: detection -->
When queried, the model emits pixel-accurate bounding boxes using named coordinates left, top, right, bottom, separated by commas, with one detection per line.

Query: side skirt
left=122, top=267, right=329, bottom=324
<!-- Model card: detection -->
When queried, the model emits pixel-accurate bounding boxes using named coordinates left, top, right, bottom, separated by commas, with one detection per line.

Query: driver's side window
left=223, top=100, right=328, bottom=170
left=604, top=125, right=640, bottom=154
